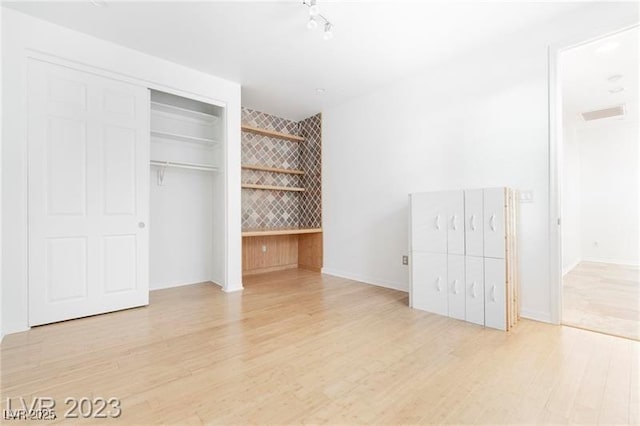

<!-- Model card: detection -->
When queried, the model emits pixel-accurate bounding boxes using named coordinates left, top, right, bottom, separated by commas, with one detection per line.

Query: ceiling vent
left=580, top=105, right=626, bottom=122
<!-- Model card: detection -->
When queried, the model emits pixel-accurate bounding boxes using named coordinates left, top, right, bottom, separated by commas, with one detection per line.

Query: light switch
left=519, top=190, right=534, bottom=203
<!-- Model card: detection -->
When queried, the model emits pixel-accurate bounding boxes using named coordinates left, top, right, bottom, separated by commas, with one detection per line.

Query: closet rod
left=150, top=160, right=219, bottom=172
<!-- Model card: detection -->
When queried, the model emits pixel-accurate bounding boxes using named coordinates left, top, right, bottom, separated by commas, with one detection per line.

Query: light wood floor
left=563, top=261, right=640, bottom=341
left=2, top=269, right=638, bottom=424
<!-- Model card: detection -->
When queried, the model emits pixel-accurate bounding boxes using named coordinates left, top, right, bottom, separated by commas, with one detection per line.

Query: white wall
left=562, top=124, right=582, bottom=274
left=1, top=8, right=242, bottom=336
left=322, top=3, right=638, bottom=323
left=579, top=121, right=639, bottom=265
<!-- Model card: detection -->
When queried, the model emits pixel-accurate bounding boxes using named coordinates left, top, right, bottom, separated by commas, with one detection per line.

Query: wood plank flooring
left=563, top=261, right=640, bottom=340
left=1, top=269, right=638, bottom=424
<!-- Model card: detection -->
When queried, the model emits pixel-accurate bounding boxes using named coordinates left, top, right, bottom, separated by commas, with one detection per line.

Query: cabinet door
left=445, top=191, right=465, bottom=255
left=447, top=254, right=465, bottom=320
left=465, top=189, right=484, bottom=257
left=484, top=188, right=505, bottom=259
left=411, top=252, right=447, bottom=316
left=410, top=192, right=448, bottom=254
left=484, top=257, right=506, bottom=330
left=465, top=256, right=484, bottom=326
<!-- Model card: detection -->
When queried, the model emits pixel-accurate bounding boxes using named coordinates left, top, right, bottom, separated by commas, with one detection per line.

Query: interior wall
left=1, top=8, right=242, bottom=335
left=579, top=121, right=639, bottom=265
left=322, top=3, right=638, bottom=322
left=562, top=124, right=582, bottom=274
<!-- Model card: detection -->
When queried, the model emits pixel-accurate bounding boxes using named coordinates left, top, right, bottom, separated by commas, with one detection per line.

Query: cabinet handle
left=452, top=279, right=459, bottom=294
left=451, top=215, right=457, bottom=231
left=470, top=214, right=476, bottom=231
left=436, top=276, right=442, bottom=292
left=490, top=285, right=497, bottom=302
left=490, top=214, right=496, bottom=231
left=471, top=282, right=476, bottom=298
left=435, top=215, right=441, bottom=230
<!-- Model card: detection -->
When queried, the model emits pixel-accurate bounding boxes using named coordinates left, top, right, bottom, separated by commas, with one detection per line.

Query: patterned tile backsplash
left=241, top=108, right=321, bottom=230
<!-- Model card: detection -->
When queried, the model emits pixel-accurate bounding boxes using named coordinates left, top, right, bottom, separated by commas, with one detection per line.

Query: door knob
left=138, top=222, right=146, bottom=229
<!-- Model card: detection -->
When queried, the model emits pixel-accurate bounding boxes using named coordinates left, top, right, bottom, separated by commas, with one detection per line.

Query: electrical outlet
left=402, top=255, right=409, bottom=266
left=261, top=245, right=267, bottom=253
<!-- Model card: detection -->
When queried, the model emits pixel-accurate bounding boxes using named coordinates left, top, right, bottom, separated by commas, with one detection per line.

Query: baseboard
left=321, top=267, right=409, bottom=293
left=242, top=264, right=298, bottom=276
left=520, top=308, right=552, bottom=324
left=562, top=258, right=581, bottom=276
left=581, top=257, right=639, bottom=267
left=150, top=279, right=219, bottom=291
left=222, top=284, right=244, bottom=293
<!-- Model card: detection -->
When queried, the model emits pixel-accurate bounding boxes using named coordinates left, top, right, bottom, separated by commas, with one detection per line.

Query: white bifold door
left=28, top=59, right=150, bottom=326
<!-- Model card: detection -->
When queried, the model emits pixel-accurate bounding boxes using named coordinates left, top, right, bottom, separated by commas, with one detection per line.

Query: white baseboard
left=2, top=324, right=30, bottom=339
left=321, top=267, right=409, bottom=293
left=150, top=279, right=220, bottom=291
left=520, top=308, right=552, bottom=324
left=581, top=257, right=640, bottom=267
left=562, top=258, right=581, bottom=276
left=222, top=284, right=243, bottom=293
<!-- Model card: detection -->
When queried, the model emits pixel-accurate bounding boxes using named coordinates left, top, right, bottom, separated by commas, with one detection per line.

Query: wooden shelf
left=242, top=228, right=322, bottom=237
left=242, top=164, right=304, bottom=175
left=241, top=124, right=305, bottom=142
left=242, top=184, right=305, bottom=192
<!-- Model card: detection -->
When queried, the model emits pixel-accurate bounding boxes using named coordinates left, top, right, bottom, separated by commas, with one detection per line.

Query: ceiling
left=562, top=26, right=639, bottom=127
left=6, top=1, right=592, bottom=120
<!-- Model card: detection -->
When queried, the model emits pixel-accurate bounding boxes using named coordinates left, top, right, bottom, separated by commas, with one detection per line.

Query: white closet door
left=410, top=192, right=448, bottom=254
left=484, top=257, right=506, bottom=330
left=464, top=189, right=484, bottom=257
left=447, top=254, right=465, bottom=320
left=465, top=256, right=484, bottom=326
left=483, top=188, right=505, bottom=259
left=28, top=59, right=150, bottom=326
left=411, top=252, right=447, bottom=315
left=445, top=191, right=465, bottom=255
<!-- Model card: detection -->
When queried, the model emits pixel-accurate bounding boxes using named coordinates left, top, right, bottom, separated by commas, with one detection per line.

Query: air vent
left=580, top=105, right=626, bottom=121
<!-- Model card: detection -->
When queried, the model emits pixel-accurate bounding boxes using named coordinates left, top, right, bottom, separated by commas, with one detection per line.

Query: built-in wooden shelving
left=242, top=183, right=305, bottom=192
left=241, top=164, right=304, bottom=175
left=242, top=228, right=322, bottom=237
left=241, top=124, right=305, bottom=142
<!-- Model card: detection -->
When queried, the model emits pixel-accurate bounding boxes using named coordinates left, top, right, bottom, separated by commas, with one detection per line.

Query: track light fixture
left=302, top=1, right=333, bottom=40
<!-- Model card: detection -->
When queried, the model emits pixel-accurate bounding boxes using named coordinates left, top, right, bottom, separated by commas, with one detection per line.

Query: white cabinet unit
left=409, top=187, right=519, bottom=331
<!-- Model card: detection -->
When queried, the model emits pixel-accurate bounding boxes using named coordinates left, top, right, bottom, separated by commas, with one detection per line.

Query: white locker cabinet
left=484, top=257, right=507, bottom=331
left=411, top=252, right=448, bottom=316
left=446, top=191, right=465, bottom=255
left=464, top=189, right=484, bottom=257
left=410, top=192, right=448, bottom=254
left=465, top=256, right=484, bottom=326
left=447, top=254, right=465, bottom=320
left=483, top=188, right=506, bottom=259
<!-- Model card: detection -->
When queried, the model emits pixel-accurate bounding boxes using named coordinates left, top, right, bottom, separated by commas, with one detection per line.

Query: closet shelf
left=241, top=124, right=305, bottom=142
left=150, top=160, right=218, bottom=172
left=242, top=184, right=305, bottom=192
left=242, top=228, right=322, bottom=237
left=151, top=101, right=219, bottom=123
left=151, top=130, right=219, bottom=147
left=242, top=164, right=304, bottom=175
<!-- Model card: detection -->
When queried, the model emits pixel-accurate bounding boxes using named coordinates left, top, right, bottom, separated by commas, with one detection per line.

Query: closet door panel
left=485, top=257, right=506, bottom=330
left=411, top=252, right=447, bottom=316
left=465, top=256, right=484, bottom=326
left=465, top=189, right=484, bottom=257
left=484, top=188, right=505, bottom=259
left=446, top=191, right=465, bottom=255
left=410, top=192, right=448, bottom=254
left=28, top=59, right=150, bottom=326
left=447, top=254, right=465, bottom=320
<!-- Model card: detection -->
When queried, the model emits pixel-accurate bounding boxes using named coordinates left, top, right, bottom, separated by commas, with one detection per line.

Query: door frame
left=548, top=23, right=639, bottom=325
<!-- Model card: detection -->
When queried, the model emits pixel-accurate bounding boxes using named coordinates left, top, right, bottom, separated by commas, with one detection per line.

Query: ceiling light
left=595, top=41, right=620, bottom=54
left=307, top=17, right=318, bottom=30
left=309, top=0, right=320, bottom=16
left=323, top=23, right=333, bottom=40
left=609, top=87, right=625, bottom=94
left=607, top=74, right=623, bottom=83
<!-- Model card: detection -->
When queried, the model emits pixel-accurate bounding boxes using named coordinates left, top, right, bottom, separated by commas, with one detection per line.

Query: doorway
left=558, top=27, right=639, bottom=340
